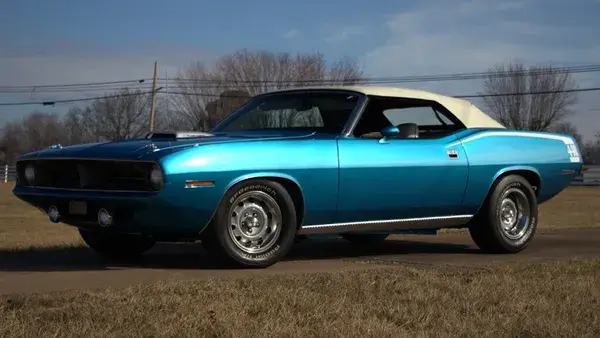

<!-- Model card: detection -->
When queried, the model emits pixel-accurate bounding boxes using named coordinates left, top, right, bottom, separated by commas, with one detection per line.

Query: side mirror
left=380, top=126, right=399, bottom=138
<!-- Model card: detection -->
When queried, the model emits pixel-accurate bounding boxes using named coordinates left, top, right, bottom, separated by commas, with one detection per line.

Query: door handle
left=447, top=149, right=459, bottom=159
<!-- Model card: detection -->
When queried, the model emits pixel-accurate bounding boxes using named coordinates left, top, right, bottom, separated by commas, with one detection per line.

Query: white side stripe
left=458, top=131, right=575, bottom=145
left=445, top=131, right=581, bottom=163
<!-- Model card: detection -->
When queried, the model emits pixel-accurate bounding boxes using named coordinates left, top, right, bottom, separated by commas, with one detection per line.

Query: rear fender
left=492, top=166, right=541, bottom=190
left=472, top=166, right=541, bottom=216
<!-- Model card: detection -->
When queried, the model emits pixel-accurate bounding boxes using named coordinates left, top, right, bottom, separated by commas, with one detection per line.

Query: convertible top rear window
left=211, top=91, right=361, bottom=134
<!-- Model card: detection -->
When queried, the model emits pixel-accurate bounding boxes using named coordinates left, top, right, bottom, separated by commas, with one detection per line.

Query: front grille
left=17, top=159, right=159, bottom=192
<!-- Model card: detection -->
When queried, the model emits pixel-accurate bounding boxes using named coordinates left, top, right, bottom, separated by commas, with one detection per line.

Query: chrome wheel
left=227, top=190, right=282, bottom=254
left=498, top=187, right=531, bottom=240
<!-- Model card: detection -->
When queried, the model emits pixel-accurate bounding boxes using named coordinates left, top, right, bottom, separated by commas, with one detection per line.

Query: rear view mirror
left=381, top=126, right=399, bottom=137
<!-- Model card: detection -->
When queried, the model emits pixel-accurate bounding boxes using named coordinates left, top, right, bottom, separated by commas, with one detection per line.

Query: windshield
left=211, top=91, right=361, bottom=134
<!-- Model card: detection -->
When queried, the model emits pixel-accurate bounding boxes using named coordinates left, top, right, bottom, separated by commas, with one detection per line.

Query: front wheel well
left=266, top=177, right=305, bottom=228
left=221, top=176, right=305, bottom=229
left=202, top=176, right=306, bottom=237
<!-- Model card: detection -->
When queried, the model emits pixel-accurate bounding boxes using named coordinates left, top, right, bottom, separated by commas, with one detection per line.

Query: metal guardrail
left=4, top=165, right=16, bottom=183
left=3, top=164, right=600, bottom=186
left=572, top=165, right=600, bottom=186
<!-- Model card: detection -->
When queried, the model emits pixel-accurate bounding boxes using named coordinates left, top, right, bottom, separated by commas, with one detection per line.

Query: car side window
left=352, top=96, right=465, bottom=139
left=213, top=92, right=363, bottom=133
left=383, top=106, right=455, bottom=128
left=222, top=106, right=325, bottom=130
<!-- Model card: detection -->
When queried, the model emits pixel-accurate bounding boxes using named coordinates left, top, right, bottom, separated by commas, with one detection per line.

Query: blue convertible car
left=12, top=86, right=583, bottom=267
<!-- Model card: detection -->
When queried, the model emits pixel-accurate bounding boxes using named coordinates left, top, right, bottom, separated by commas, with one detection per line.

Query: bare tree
left=551, top=121, right=584, bottom=146
left=173, top=49, right=365, bottom=131
left=19, top=112, right=63, bottom=151
left=582, top=131, right=600, bottom=164
left=204, top=89, right=252, bottom=129
left=215, top=49, right=365, bottom=94
left=61, top=107, right=102, bottom=144
left=170, top=62, right=227, bottom=131
left=0, top=121, right=24, bottom=165
left=327, top=56, right=364, bottom=85
left=0, top=112, right=65, bottom=164
left=86, top=88, right=152, bottom=140
left=481, top=61, right=578, bottom=131
left=549, top=121, right=593, bottom=162
left=151, top=95, right=191, bottom=131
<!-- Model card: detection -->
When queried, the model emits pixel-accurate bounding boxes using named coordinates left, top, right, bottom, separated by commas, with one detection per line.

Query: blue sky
left=1, top=0, right=600, bottom=140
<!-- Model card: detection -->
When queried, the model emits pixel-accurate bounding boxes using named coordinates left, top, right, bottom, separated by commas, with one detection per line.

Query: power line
left=3, top=67, right=599, bottom=94
left=1, top=86, right=599, bottom=107
left=168, top=87, right=600, bottom=99
left=0, top=84, right=154, bottom=94
left=1, top=63, right=600, bottom=92
left=454, top=87, right=600, bottom=98
left=0, top=79, right=150, bottom=90
left=0, top=90, right=155, bottom=106
left=168, top=64, right=600, bottom=85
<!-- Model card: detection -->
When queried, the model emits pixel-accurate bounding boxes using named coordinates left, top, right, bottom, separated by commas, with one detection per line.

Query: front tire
left=78, top=229, right=156, bottom=258
left=201, top=179, right=298, bottom=268
left=468, top=175, right=538, bottom=253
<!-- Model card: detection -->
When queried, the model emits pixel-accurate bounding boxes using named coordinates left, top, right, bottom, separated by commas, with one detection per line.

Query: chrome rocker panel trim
left=297, top=214, right=473, bottom=235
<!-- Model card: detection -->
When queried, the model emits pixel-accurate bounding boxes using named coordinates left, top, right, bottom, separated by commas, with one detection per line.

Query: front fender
left=224, top=172, right=303, bottom=193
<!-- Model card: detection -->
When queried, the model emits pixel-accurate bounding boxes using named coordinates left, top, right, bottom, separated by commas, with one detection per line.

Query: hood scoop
left=145, top=131, right=215, bottom=140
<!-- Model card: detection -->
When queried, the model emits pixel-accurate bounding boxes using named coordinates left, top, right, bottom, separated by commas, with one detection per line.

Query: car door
left=335, top=99, right=470, bottom=227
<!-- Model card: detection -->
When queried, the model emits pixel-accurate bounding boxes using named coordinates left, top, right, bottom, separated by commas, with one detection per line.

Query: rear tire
left=468, top=174, right=538, bottom=253
left=201, top=179, right=298, bottom=268
left=78, top=229, right=156, bottom=258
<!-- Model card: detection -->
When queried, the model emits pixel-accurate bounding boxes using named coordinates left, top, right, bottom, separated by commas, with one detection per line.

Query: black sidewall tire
left=479, top=175, right=538, bottom=253
left=208, top=179, right=297, bottom=268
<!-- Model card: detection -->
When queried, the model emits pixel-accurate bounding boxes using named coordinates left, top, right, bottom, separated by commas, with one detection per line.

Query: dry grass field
left=0, top=183, right=599, bottom=337
left=1, top=259, right=598, bottom=337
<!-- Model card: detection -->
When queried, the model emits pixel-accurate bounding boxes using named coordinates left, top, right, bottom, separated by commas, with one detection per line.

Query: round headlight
left=150, top=166, right=163, bottom=190
left=24, top=165, right=35, bottom=184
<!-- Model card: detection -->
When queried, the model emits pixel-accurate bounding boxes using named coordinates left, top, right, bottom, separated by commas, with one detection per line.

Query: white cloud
left=362, top=0, right=600, bottom=140
left=325, top=25, right=365, bottom=43
left=283, top=29, right=299, bottom=39
left=365, top=1, right=599, bottom=77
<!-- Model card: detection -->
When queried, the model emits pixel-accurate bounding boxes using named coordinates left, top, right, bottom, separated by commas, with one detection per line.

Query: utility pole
left=149, top=61, right=158, bottom=132
left=165, top=69, right=169, bottom=116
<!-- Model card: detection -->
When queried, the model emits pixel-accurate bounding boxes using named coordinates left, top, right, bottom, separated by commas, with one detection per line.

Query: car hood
left=32, top=130, right=317, bottom=160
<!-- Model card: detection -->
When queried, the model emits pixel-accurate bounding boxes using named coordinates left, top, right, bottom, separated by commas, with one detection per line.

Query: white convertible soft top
left=269, top=85, right=506, bottom=129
